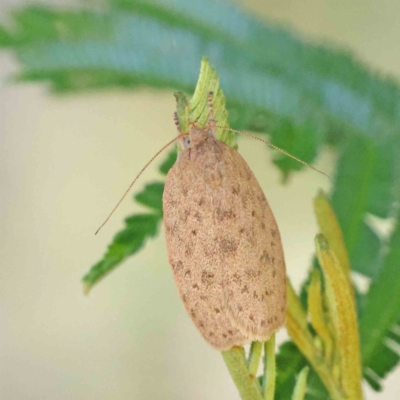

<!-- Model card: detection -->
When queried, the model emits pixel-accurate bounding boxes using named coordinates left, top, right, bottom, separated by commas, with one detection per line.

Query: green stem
left=222, top=346, right=263, bottom=400
left=263, top=335, right=276, bottom=400
left=248, top=341, right=263, bottom=377
left=292, top=367, right=309, bottom=400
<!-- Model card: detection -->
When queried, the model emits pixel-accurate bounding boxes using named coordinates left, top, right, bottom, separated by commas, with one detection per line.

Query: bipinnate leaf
left=2, top=0, right=400, bottom=182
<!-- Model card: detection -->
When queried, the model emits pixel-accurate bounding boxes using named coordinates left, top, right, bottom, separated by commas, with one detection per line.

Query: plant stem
left=292, top=366, right=309, bottom=400
left=222, top=346, right=263, bottom=400
left=248, top=341, right=263, bottom=377
left=263, top=335, right=276, bottom=400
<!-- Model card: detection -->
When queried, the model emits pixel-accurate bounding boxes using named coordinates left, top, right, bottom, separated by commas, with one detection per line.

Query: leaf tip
left=314, top=189, right=327, bottom=202
left=315, top=233, right=329, bottom=250
left=83, top=282, right=92, bottom=296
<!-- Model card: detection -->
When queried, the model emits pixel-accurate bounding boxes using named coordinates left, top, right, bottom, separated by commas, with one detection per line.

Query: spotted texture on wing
left=163, top=127, right=286, bottom=350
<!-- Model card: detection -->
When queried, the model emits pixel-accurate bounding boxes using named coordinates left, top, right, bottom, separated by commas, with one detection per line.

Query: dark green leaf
left=350, top=222, right=382, bottom=278
left=83, top=211, right=161, bottom=292
left=158, top=150, right=177, bottom=175
left=134, top=182, right=164, bottom=213
left=332, top=136, right=376, bottom=262
left=331, top=136, right=394, bottom=277
left=269, top=119, right=321, bottom=182
left=364, top=369, right=382, bottom=392
left=274, top=341, right=330, bottom=400
left=366, top=140, right=397, bottom=218
left=386, top=322, right=400, bottom=343
left=275, top=341, right=307, bottom=399
left=2, top=1, right=399, bottom=179
left=0, top=26, right=11, bottom=46
left=354, top=284, right=367, bottom=320
left=359, top=222, right=400, bottom=383
left=304, top=370, right=330, bottom=400
left=367, top=342, right=400, bottom=379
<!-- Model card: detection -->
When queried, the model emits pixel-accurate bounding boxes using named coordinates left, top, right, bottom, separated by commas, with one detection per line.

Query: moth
left=96, top=92, right=326, bottom=349
left=163, top=93, right=286, bottom=350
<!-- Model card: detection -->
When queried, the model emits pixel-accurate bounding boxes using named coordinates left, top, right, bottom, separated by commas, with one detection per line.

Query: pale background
left=1, top=0, right=399, bottom=399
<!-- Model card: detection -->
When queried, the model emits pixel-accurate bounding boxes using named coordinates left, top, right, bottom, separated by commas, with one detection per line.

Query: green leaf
left=365, top=140, right=397, bottom=218
left=275, top=342, right=307, bottom=399
left=363, top=368, right=382, bottom=391
left=134, top=182, right=164, bottom=213
left=367, top=341, right=400, bottom=380
left=270, top=119, right=321, bottom=182
left=331, top=135, right=395, bottom=277
left=274, top=341, right=330, bottom=400
left=83, top=210, right=162, bottom=293
left=2, top=1, right=400, bottom=179
left=158, top=150, right=177, bottom=175
left=304, top=370, right=330, bottom=400
left=0, top=25, right=11, bottom=46
left=350, top=222, right=382, bottom=278
left=331, top=137, right=374, bottom=265
left=359, top=222, right=400, bottom=385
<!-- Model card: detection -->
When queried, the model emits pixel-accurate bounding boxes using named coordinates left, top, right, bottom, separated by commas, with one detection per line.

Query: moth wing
left=163, top=150, right=248, bottom=349
left=217, top=145, right=287, bottom=340
left=163, top=141, right=286, bottom=348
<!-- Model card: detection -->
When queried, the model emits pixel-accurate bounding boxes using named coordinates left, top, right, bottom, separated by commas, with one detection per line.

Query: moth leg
left=174, top=112, right=186, bottom=149
left=207, top=91, right=217, bottom=139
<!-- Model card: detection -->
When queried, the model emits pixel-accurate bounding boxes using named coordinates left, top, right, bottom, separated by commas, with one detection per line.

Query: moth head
left=188, top=125, right=209, bottom=147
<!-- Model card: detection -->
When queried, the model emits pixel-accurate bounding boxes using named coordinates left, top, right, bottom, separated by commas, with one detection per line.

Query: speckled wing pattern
left=163, top=137, right=286, bottom=350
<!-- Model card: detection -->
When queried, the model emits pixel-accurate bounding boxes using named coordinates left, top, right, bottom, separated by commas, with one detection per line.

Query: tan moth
left=96, top=91, right=327, bottom=350
left=163, top=93, right=286, bottom=350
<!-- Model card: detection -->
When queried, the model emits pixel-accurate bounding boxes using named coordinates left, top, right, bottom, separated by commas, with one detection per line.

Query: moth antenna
left=216, top=126, right=330, bottom=179
left=95, top=133, right=185, bottom=235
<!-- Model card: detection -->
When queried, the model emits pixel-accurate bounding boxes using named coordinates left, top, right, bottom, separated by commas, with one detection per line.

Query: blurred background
left=1, top=0, right=399, bottom=399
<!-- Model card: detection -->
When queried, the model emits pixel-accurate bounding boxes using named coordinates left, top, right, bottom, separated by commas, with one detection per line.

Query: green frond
left=359, top=222, right=400, bottom=388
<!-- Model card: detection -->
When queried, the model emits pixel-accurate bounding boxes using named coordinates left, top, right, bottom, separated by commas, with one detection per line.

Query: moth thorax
left=189, top=126, right=209, bottom=146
